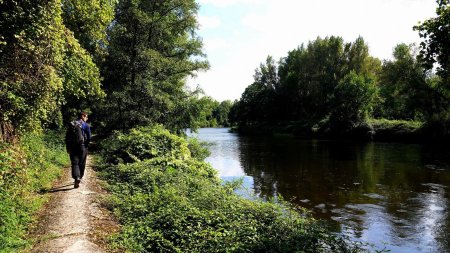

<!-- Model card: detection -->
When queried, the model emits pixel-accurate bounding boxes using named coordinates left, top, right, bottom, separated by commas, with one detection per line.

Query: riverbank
left=233, top=118, right=449, bottom=143
left=96, top=125, right=364, bottom=252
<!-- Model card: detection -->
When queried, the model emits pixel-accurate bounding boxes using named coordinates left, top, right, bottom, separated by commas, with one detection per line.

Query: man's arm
left=83, top=123, right=91, bottom=146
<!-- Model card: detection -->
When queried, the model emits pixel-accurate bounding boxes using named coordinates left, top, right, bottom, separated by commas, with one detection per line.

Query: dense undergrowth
left=99, top=125, right=363, bottom=252
left=0, top=131, right=69, bottom=252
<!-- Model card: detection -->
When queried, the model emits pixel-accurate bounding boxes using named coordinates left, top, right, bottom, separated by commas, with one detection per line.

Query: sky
left=187, top=0, right=438, bottom=102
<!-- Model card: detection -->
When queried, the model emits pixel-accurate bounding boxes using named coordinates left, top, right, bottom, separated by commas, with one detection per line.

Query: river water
left=188, top=128, right=450, bottom=253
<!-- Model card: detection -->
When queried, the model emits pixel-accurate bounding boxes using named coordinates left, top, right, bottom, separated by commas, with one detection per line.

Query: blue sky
left=188, top=0, right=437, bottom=102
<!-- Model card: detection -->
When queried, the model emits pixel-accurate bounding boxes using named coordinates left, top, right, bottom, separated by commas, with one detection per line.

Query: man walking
left=65, top=112, right=91, bottom=188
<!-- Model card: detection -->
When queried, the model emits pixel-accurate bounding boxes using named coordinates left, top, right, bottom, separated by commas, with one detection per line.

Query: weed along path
left=29, top=155, right=117, bottom=253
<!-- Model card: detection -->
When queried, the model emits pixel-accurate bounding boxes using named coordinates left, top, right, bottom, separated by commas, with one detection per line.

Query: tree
left=59, top=29, right=106, bottom=123
left=163, top=92, right=217, bottom=132
left=213, top=100, right=233, bottom=127
left=278, top=36, right=346, bottom=121
left=186, top=97, right=234, bottom=128
left=101, top=0, right=208, bottom=133
left=231, top=56, right=278, bottom=126
left=231, top=37, right=382, bottom=132
left=376, top=44, right=428, bottom=120
left=414, top=0, right=450, bottom=81
left=277, top=36, right=379, bottom=122
left=414, top=0, right=450, bottom=137
left=330, top=71, right=377, bottom=130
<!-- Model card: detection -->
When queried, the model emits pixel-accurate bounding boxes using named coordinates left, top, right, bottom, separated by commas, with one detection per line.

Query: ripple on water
left=363, top=193, right=386, bottom=200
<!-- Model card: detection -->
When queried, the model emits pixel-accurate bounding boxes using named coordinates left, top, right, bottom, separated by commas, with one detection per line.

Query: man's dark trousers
left=70, top=146, right=87, bottom=180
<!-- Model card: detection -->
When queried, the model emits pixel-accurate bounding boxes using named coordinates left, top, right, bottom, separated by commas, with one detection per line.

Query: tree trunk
left=1, top=121, right=15, bottom=143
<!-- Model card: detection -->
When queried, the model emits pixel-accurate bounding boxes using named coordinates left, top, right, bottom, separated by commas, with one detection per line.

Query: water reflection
left=191, top=128, right=450, bottom=253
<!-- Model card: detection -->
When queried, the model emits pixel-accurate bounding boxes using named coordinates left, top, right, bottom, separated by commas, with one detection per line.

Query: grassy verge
left=368, top=119, right=423, bottom=142
left=368, top=118, right=423, bottom=129
left=0, top=131, right=69, bottom=252
left=235, top=118, right=426, bottom=143
left=98, top=125, right=363, bottom=252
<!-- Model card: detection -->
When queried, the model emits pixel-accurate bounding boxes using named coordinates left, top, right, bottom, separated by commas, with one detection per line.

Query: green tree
left=414, top=0, right=450, bottom=137
left=414, top=0, right=450, bottom=81
left=343, top=37, right=381, bottom=78
left=59, top=30, right=105, bottom=123
left=213, top=100, right=233, bottom=127
left=277, top=36, right=379, bottom=122
left=101, top=0, right=208, bottom=133
left=376, top=44, right=428, bottom=120
left=228, top=99, right=241, bottom=127
left=60, top=0, right=114, bottom=122
left=330, top=71, right=377, bottom=130
left=181, top=95, right=219, bottom=129
left=231, top=37, right=381, bottom=132
left=278, top=36, right=345, bottom=121
left=231, top=56, right=278, bottom=126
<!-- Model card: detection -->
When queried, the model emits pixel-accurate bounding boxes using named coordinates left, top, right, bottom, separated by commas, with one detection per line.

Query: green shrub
left=101, top=125, right=191, bottom=164
left=103, top=158, right=357, bottom=252
left=369, top=118, right=423, bottom=130
left=99, top=126, right=362, bottom=252
left=186, top=137, right=211, bottom=161
left=0, top=131, right=69, bottom=251
left=368, top=118, right=424, bottom=141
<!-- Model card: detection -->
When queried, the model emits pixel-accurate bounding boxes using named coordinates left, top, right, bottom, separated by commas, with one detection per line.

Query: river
left=188, top=128, right=450, bottom=253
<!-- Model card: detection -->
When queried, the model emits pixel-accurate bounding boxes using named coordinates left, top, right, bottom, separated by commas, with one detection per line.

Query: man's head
left=78, top=111, right=88, bottom=122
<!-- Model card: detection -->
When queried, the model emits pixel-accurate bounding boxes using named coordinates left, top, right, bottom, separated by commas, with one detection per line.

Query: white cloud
left=198, top=15, right=221, bottom=30
left=250, top=0, right=435, bottom=58
left=189, top=63, right=255, bottom=102
left=241, top=0, right=436, bottom=60
left=198, top=0, right=259, bottom=7
left=204, top=38, right=230, bottom=51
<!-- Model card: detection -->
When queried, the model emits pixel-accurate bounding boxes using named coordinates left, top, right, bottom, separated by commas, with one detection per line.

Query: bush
left=101, top=125, right=191, bottom=164
left=186, top=137, right=211, bottom=161
left=99, top=126, right=363, bottom=252
left=369, top=118, right=424, bottom=142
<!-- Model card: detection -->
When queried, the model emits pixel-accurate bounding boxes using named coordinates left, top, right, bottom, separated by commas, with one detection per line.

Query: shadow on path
left=43, top=183, right=76, bottom=193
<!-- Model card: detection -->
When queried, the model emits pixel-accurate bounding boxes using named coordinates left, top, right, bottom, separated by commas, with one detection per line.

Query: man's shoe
left=74, top=178, right=81, bottom=188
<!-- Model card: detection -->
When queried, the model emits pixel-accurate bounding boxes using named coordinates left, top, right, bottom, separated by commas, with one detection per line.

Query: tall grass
left=0, top=131, right=69, bottom=252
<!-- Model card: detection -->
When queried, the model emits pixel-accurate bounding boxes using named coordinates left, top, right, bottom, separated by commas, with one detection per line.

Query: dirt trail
left=30, top=155, right=117, bottom=253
